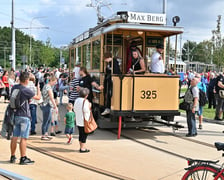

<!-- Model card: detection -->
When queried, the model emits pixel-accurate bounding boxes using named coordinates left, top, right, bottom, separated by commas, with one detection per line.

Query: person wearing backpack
left=10, top=72, right=41, bottom=165
left=196, top=74, right=207, bottom=130
left=185, top=76, right=200, bottom=137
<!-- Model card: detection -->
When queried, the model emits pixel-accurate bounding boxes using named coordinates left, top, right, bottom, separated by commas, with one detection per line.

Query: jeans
left=13, top=116, right=31, bottom=138
left=40, top=103, right=52, bottom=135
left=215, top=94, right=224, bottom=118
left=29, top=104, right=37, bottom=133
left=59, top=86, right=69, bottom=104
left=186, top=110, right=197, bottom=135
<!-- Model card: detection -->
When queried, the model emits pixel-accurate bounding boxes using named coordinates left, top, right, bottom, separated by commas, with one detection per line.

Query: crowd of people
left=0, top=65, right=102, bottom=165
left=181, top=69, right=224, bottom=137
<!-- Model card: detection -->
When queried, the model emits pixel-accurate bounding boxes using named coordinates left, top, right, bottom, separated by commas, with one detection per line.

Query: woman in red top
left=2, top=70, right=9, bottom=103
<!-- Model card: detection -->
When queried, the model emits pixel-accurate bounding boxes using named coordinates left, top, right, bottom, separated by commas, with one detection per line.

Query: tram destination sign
left=127, top=12, right=166, bottom=25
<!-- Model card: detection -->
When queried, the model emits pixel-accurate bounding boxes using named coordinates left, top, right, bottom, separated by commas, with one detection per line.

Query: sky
left=1, top=0, right=224, bottom=48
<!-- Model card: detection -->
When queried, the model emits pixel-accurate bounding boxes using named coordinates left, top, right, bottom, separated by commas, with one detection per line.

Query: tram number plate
left=140, top=90, right=157, bottom=99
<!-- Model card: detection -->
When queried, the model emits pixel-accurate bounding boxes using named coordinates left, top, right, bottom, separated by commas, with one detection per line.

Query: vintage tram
left=68, top=11, right=184, bottom=138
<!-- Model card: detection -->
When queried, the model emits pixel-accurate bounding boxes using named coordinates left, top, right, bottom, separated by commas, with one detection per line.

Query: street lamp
left=29, top=16, right=47, bottom=66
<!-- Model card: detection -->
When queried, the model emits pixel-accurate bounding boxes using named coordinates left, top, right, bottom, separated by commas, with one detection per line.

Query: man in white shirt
left=150, top=44, right=164, bottom=74
left=73, top=64, right=80, bottom=80
left=55, top=68, right=61, bottom=79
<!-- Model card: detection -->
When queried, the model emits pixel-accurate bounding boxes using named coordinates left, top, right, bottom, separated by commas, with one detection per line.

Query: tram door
left=126, top=38, right=143, bottom=73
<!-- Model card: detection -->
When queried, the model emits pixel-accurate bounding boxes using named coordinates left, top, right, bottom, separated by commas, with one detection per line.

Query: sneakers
left=101, top=108, right=110, bottom=115
left=41, top=136, right=52, bottom=141
left=10, top=155, right=16, bottom=163
left=79, top=149, right=90, bottom=153
left=67, top=137, right=73, bottom=144
left=214, top=116, right=222, bottom=121
left=19, top=156, right=34, bottom=165
left=50, top=132, right=56, bottom=136
left=199, top=124, right=202, bottom=129
left=30, top=131, right=36, bottom=135
left=55, top=131, right=62, bottom=134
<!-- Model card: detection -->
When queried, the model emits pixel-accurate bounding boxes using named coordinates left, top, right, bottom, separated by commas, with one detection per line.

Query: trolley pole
left=11, top=0, right=16, bottom=70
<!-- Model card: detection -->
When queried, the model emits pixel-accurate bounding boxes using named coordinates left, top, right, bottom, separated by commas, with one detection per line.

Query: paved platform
left=1, top=95, right=224, bottom=180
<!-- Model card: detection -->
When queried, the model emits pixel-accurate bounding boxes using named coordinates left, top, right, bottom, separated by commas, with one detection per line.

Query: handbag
left=0, top=81, right=5, bottom=89
left=219, top=90, right=224, bottom=98
left=82, top=99, right=97, bottom=134
left=179, top=101, right=191, bottom=111
left=1, top=88, right=8, bottom=96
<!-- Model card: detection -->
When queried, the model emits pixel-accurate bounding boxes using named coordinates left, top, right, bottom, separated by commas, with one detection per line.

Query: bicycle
left=182, top=142, right=224, bottom=180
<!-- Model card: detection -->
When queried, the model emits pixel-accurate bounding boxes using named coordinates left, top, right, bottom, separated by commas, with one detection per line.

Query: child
left=64, top=103, right=75, bottom=144
left=50, top=98, right=62, bottom=136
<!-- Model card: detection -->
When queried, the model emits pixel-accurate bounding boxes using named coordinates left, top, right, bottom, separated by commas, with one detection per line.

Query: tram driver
left=127, top=49, right=146, bottom=74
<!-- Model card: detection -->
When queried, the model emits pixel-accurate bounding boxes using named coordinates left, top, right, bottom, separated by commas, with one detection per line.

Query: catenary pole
left=11, top=0, right=16, bottom=70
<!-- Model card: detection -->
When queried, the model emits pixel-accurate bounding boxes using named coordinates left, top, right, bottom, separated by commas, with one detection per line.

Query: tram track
left=140, top=128, right=215, bottom=149
left=109, top=127, right=216, bottom=161
left=26, top=143, right=134, bottom=180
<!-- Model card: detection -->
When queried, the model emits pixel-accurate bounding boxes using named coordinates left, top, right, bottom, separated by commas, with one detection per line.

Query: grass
left=179, top=87, right=216, bottom=120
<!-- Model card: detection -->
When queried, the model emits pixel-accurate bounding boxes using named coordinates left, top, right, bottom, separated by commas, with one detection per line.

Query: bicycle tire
left=182, top=164, right=224, bottom=180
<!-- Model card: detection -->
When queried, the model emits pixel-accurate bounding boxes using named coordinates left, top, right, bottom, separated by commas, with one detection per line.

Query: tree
left=182, top=41, right=197, bottom=62
left=0, top=26, right=64, bottom=69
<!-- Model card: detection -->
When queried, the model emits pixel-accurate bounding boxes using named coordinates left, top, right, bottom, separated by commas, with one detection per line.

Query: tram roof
left=71, top=11, right=184, bottom=45
left=93, top=23, right=184, bottom=37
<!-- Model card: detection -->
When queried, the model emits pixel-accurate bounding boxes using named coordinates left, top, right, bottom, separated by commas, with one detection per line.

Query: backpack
left=184, top=88, right=194, bottom=104
left=9, top=87, right=24, bottom=109
left=199, top=89, right=208, bottom=106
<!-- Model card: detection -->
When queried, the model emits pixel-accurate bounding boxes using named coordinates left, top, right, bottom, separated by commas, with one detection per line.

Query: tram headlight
left=117, top=11, right=128, bottom=21
left=172, top=16, right=180, bottom=26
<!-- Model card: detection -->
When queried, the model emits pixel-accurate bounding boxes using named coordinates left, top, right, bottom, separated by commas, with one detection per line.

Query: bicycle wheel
left=182, top=165, right=224, bottom=180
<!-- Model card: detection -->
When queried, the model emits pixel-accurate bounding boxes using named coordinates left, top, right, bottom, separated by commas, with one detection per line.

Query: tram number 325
left=140, top=90, right=157, bottom=99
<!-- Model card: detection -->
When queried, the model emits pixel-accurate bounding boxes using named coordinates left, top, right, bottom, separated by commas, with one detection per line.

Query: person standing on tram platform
left=128, top=49, right=146, bottom=74
left=126, top=41, right=142, bottom=73
left=101, top=52, right=121, bottom=116
left=150, top=43, right=165, bottom=74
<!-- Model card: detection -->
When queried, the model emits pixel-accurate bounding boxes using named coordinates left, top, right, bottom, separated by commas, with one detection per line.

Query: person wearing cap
left=150, top=44, right=165, bottom=74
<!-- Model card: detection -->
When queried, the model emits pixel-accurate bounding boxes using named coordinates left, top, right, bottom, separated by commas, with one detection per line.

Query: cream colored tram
left=69, top=11, right=184, bottom=138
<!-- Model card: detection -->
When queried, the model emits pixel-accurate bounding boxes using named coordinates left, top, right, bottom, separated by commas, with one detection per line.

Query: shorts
left=13, top=116, right=31, bottom=139
left=197, top=106, right=203, bottom=116
left=64, top=127, right=74, bottom=134
left=51, top=121, right=58, bottom=126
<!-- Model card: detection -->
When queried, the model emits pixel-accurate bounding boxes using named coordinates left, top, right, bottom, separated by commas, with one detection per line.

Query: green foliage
left=0, top=26, right=68, bottom=69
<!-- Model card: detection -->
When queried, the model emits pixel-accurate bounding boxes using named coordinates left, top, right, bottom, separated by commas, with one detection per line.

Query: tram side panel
left=111, top=75, right=179, bottom=115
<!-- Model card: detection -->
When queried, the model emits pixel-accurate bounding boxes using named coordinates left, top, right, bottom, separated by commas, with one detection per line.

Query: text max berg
left=128, top=12, right=165, bottom=24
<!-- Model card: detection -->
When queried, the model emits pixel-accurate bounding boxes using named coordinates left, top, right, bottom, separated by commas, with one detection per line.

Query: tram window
left=83, top=43, right=91, bottom=69
left=92, top=40, right=101, bottom=69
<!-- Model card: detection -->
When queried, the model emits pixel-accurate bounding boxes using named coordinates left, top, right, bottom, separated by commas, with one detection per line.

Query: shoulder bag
left=179, top=101, right=191, bottom=111
left=82, top=99, right=97, bottom=134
